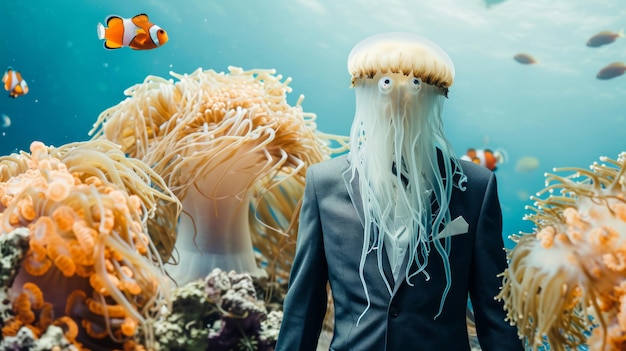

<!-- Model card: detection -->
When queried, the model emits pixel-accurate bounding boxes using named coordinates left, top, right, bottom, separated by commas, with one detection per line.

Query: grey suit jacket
left=275, top=154, right=523, bottom=351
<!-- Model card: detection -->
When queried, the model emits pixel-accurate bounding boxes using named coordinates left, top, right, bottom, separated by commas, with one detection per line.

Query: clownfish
left=2, top=67, right=29, bottom=98
left=97, top=14, right=168, bottom=50
left=461, top=148, right=506, bottom=171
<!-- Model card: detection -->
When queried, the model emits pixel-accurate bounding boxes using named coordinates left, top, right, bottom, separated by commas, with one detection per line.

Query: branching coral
left=497, top=152, right=626, bottom=351
left=0, top=140, right=180, bottom=350
left=89, top=66, right=348, bottom=286
left=0, top=228, right=29, bottom=325
left=0, top=324, right=79, bottom=351
left=148, top=267, right=281, bottom=351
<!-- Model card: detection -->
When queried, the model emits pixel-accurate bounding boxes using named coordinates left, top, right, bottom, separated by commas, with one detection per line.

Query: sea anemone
left=89, top=66, right=348, bottom=287
left=497, top=152, right=626, bottom=351
left=0, top=140, right=180, bottom=350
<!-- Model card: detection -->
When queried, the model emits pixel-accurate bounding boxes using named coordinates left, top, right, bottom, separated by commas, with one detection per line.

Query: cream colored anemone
left=497, top=152, right=626, bottom=351
left=0, top=140, right=179, bottom=350
left=89, top=66, right=348, bottom=286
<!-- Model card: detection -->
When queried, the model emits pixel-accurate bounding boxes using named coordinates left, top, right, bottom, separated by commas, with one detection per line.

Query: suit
left=275, top=153, right=523, bottom=351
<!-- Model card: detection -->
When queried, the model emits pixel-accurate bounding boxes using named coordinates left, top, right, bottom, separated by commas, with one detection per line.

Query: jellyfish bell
left=346, top=32, right=465, bottom=320
left=347, top=32, right=455, bottom=93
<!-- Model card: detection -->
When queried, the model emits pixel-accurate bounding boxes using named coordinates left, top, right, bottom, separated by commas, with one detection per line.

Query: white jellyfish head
left=346, top=32, right=460, bottom=188
left=346, top=32, right=457, bottom=167
left=348, top=32, right=455, bottom=94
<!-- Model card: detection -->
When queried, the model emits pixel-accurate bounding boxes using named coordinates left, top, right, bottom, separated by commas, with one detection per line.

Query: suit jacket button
left=389, top=307, right=399, bottom=318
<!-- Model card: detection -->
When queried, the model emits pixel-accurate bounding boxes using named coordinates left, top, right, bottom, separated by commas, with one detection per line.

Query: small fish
left=97, top=14, right=168, bottom=50
left=586, top=30, right=624, bottom=48
left=513, top=53, right=537, bottom=65
left=461, top=148, right=506, bottom=172
left=596, top=62, right=626, bottom=80
left=2, top=67, right=29, bottom=98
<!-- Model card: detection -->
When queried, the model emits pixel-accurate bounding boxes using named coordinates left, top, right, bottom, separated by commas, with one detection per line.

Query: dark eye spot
left=378, top=76, right=393, bottom=93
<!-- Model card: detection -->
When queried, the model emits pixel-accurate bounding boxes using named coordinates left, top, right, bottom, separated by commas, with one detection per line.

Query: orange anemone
left=0, top=140, right=180, bottom=350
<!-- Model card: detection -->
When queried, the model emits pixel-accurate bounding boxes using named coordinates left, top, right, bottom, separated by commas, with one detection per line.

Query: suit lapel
left=341, top=160, right=365, bottom=228
left=341, top=157, right=396, bottom=291
left=339, top=150, right=461, bottom=298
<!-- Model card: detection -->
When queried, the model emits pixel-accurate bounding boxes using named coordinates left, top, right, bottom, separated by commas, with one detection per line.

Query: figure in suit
left=275, top=32, right=523, bottom=351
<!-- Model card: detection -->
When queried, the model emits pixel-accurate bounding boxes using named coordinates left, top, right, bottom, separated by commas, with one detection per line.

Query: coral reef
left=147, top=267, right=281, bottom=351
left=1, top=66, right=351, bottom=349
left=497, top=152, right=626, bottom=351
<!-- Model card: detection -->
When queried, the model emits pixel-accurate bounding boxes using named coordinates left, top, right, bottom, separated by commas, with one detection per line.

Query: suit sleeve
left=470, top=173, right=524, bottom=351
left=275, top=167, right=329, bottom=351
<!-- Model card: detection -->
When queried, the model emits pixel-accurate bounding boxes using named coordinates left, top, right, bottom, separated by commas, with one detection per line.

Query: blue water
left=1, top=0, right=625, bottom=246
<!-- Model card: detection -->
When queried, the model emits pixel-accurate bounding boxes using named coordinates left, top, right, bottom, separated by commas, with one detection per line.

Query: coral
left=258, top=310, right=283, bottom=346
left=0, top=228, right=29, bottom=325
left=0, top=324, right=79, bottom=351
left=148, top=268, right=281, bottom=351
left=497, top=152, right=626, bottom=351
left=0, top=326, right=38, bottom=350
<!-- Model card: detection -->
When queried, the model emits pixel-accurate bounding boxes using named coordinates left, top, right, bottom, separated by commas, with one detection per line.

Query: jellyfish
left=0, top=140, right=179, bottom=350
left=342, top=33, right=489, bottom=346
left=497, top=152, right=626, bottom=351
left=89, top=66, right=348, bottom=287
left=347, top=31, right=464, bottom=314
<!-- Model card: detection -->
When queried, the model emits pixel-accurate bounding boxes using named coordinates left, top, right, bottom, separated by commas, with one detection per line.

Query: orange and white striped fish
left=2, top=67, right=29, bottom=98
left=97, top=13, right=168, bottom=50
left=461, top=148, right=506, bottom=171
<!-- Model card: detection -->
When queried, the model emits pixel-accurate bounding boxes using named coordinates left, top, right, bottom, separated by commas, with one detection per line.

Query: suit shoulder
left=459, top=159, right=493, bottom=181
left=308, top=154, right=348, bottom=174
left=306, top=154, right=349, bottom=184
left=458, top=159, right=497, bottom=196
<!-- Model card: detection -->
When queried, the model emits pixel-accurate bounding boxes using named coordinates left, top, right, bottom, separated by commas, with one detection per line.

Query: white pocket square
left=435, top=216, right=469, bottom=239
